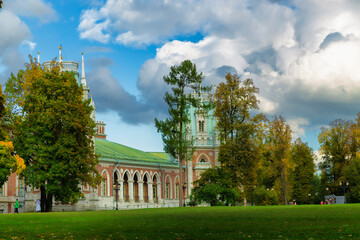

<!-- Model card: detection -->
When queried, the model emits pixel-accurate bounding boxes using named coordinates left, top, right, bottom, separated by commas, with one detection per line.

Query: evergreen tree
left=155, top=60, right=210, bottom=207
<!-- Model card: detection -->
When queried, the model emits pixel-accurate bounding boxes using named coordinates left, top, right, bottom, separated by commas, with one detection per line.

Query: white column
left=148, top=181, right=154, bottom=203
left=129, top=180, right=134, bottom=203
left=138, top=181, right=144, bottom=203
left=187, top=160, right=193, bottom=197
left=119, top=180, right=124, bottom=203
left=157, top=183, right=162, bottom=203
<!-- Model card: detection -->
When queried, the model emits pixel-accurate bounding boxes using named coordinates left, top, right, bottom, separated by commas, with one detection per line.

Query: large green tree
left=290, top=138, right=315, bottom=204
left=214, top=73, right=262, bottom=201
left=155, top=60, right=209, bottom=207
left=6, top=58, right=101, bottom=212
left=265, top=116, right=292, bottom=205
left=318, top=119, right=353, bottom=195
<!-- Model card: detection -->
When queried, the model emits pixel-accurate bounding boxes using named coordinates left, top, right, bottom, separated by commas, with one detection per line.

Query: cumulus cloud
left=0, top=10, right=31, bottom=84
left=4, top=0, right=58, bottom=23
left=79, top=0, right=360, bottom=143
left=86, top=58, right=157, bottom=124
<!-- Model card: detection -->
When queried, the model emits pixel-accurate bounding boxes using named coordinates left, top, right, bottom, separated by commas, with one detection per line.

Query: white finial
left=37, top=51, right=40, bottom=64
left=81, top=52, right=87, bottom=86
left=59, top=45, right=62, bottom=63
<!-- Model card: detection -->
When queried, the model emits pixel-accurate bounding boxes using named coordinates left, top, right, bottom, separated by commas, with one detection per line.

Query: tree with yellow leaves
left=5, top=57, right=101, bottom=212
left=264, top=116, right=292, bottom=205
left=0, top=83, right=25, bottom=186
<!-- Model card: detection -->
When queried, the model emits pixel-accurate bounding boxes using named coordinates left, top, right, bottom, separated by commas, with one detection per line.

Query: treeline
left=191, top=73, right=359, bottom=206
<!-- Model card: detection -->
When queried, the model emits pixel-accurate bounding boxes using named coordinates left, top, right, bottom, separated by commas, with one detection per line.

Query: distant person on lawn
left=14, top=199, right=19, bottom=213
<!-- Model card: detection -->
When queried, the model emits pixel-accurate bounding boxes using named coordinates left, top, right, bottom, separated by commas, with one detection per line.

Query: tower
left=186, top=91, right=219, bottom=196
left=81, top=52, right=90, bottom=101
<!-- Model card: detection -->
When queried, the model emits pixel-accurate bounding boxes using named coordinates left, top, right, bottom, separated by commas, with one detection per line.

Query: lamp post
left=113, top=182, right=119, bottom=210
left=340, top=182, right=349, bottom=204
left=308, top=193, right=311, bottom=204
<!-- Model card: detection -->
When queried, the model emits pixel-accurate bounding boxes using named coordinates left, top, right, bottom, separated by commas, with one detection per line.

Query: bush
left=252, top=186, right=279, bottom=206
left=191, top=167, right=240, bottom=206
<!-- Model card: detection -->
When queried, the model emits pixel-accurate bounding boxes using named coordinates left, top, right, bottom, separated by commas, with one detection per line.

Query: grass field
left=1, top=205, right=360, bottom=239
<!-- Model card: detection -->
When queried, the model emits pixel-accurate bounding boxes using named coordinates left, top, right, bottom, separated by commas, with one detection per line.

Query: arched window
left=101, top=170, right=109, bottom=196
left=153, top=174, right=158, bottom=202
left=123, top=172, right=129, bottom=202
left=175, top=177, right=180, bottom=200
left=200, top=158, right=206, bottom=163
left=199, top=121, right=204, bottom=132
left=101, top=179, right=107, bottom=196
left=165, top=176, right=171, bottom=199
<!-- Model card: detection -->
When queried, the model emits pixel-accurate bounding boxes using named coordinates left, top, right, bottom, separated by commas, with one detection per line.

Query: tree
left=290, top=139, right=315, bottom=204
left=214, top=73, right=262, bottom=201
left=0, top=83, right=25, bottom=186
left=214, top=73, right=259, bottom=142
left=265, top=116, right=292, bottom=205
left=191, top=167, right=239, bottom=206
left=6, top=57, right=101, bottom=212
left=318, top=119, right=353, bottom=195
left=344, top=157, right=360, bottom=203
left=0, top=1, right=3, bottom=9
left=155, top=60, right=209, bottom=207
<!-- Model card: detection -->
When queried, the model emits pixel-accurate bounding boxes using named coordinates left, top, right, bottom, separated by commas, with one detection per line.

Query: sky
left=1, top=0, right=360, bottom=157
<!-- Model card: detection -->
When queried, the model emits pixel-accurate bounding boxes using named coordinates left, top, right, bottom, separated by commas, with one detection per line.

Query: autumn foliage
left=5, top=57, right=101, bottom=211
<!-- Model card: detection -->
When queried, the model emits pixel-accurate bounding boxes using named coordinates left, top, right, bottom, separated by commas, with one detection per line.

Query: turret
left=95, top=121, right=106, bottom=140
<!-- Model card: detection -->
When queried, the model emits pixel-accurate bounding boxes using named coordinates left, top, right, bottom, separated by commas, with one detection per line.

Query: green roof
left=148, top=152, right=172, bottom=160
left=95, top=138, right=178, bottom=167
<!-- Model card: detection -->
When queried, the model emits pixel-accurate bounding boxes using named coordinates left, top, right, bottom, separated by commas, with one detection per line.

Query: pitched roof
left=95, top=138, right=178, bottom=167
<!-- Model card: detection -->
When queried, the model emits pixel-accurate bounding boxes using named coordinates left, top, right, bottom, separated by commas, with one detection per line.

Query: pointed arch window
left=199, top=121, right=205, bottom=132
left=101, top=179, right=107, bottom=196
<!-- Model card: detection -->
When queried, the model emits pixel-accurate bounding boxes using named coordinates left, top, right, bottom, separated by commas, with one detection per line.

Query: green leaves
left=6, top=57, right=101, bottom=211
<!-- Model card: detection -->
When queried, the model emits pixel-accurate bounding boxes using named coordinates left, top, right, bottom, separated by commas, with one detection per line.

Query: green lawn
left=1, top=205, right=360, bottom=239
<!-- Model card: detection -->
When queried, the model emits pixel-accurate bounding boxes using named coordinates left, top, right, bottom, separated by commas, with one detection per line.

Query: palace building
left=0, top=48, right=219, bottom=213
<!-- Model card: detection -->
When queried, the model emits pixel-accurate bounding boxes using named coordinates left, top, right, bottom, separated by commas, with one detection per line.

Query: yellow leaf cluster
left=0, top=141, right=25, bottom=175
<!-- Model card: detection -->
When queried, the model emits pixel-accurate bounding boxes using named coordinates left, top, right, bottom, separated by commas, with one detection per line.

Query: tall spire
left=81, top=52, right=87, bottom=86
left=59, top=45, right=62, bottom=63
left=81, top=52, right=90, bottom=101
left=37, top=51, right=40, bottom=64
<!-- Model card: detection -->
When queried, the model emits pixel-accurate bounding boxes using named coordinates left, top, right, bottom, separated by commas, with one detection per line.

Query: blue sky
left=1, top=0, right=360, bottom=161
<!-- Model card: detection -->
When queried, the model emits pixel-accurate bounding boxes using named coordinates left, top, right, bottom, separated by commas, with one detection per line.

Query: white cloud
left=0, top=11, right=31, bottom=55
left=0, top=10, right=30, bottom=83
left=79, top=0, right=360, bottom=143
left=78, top=9, right=110, bottom=43
left=288, top=117, right=309, bottom=140
left=4, top=0, right=58, bottom=23
left=22, top=40, right=37, bottom=51
left=313, top=150, right=324, bottom=167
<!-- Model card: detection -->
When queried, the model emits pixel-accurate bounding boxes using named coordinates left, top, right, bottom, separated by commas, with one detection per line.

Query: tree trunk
left=40, top=185, right=46, bottom=212
left=46, top=193, right=53, bottom=212
left=179, top=158, right=183, bottom=207
left=281, top=167, right=287, bottom=205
